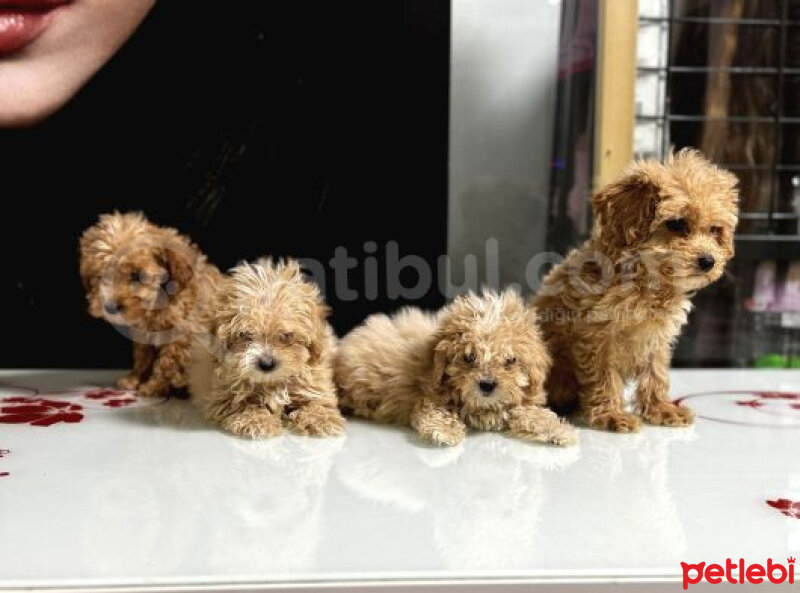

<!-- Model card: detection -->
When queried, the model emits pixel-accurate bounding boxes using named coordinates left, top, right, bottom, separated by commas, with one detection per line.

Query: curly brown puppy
left=188, top=258, right=344, bottom=439
left=79, top=212, right=221, bottom=397
left=533, top=149, right=739, bottom=432
left=335, top=290, right=577, bottom=447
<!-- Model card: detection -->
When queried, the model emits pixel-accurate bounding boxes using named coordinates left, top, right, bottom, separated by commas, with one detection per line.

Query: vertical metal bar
left=771, top=0, right=789, bottom=232
left=663, top=0, right=676, bottom=159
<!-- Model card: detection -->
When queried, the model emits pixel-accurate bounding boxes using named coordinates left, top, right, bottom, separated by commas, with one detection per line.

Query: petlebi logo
left=681, top=557, right=795, bottom=589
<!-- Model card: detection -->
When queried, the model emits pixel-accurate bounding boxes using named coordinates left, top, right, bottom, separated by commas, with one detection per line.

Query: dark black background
left=0, top=1, right=450, bottom=368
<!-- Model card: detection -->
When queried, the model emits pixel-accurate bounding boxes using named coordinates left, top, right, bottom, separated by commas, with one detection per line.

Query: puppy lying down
left=335, top=290, right=577, bottom=447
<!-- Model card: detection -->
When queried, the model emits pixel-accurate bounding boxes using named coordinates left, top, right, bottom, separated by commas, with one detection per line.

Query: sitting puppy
left=79, top=212, right=221, bottom=397
left=188, top=258, right=344, bottom=439
left=534, top=149, right=739, bottom=432
left=335, top=290, right=577, bottom=447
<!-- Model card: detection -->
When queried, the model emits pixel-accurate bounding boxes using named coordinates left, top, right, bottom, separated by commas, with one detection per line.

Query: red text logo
left=681, top=558, right=795, bottom=589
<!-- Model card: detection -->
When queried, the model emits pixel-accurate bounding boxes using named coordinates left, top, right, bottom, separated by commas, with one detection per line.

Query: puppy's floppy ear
left=592, top=166, right=661, bottom=251
left=430, top=338, right=451, bottom=387
left=77, top=226, right=106, bottom=318
left=419, top=334, right=451, bottom=396
left=161, top=240, right=198, bottom=292
left=208, top=276, right=237, bottom=351
left=79, top=272, right=92, bottom=292
left=424, top=294, right=473, bottom=389
left=78, top=263, right=95, bottom=292
left=307, top=301, right=332, bottom=364
left=78, top=225, right=100, bottom=291
left=518, top=307, right=552, bottom=394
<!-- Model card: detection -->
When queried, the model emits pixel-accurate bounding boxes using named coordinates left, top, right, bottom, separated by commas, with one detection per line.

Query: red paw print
left=0, top=397, right=84, bottom=427
left=83, top=388, right=137, bottom=409
left=736, top=399, right=764, bottom=408
left=103, top=397, right=137, bottom=408
left=84, top=388, right=129, bottom=400
left=767, top=498, right=800, bottom=519
left=735, top=393, right=800, bottom=413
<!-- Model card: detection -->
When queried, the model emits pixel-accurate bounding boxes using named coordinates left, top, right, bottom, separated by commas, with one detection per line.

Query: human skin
left=0, top=0, right=155, bottom=127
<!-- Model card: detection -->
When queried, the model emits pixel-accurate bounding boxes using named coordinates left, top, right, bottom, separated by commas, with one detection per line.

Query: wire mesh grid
left=635, top=0, right=800, bottom=248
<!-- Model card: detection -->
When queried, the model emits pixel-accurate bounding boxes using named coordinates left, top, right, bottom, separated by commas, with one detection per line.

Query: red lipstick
left=0, top=0, right=71, bottom=56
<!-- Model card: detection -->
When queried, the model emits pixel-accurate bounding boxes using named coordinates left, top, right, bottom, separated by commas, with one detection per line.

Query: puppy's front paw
left=540, top=422, right=579, bottom=447
left=288, top=406, right=346, bottom=437
left=418, top=426, right=465, bottom=447
left=509, top=408, right=579, bottom=446
left=415, top=417, right=466, bottom=447
left=117, top=374, right=141, bottom=391
left=589, top=410, right=641, bottom=433
left=136, top=381, right=169, bottom=398
left=221, top=410, right=284, bottom=439
left=642, top=402, right=694, bottom=427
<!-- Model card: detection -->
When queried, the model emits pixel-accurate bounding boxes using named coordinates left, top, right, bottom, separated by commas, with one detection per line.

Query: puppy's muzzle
left=256, top=355, right=277, bottom=373
left=478, top=379, right=497, bottom=396
left=697, top=254, right=715, bottom=272
left=103, top=301, right=123, bottom=315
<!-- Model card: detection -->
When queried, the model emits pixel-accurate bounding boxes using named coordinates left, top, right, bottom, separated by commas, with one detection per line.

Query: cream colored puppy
left=335, top=290, right=577, bottom=447
left=189, top=259, right=344, bottom=439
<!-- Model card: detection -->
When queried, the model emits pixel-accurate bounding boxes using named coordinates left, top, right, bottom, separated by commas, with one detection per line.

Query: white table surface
left=1, top=369, right=799, bottom=592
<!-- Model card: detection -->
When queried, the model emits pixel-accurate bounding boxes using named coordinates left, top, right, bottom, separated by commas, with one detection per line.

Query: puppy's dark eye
left=710, top=226, right=723, bottom=240
left=505, top=356, right=517, bottom=367
left=237, top=331, right=253, bottom=342
left=463, top=352, right=476, bottom=365
left=129, top=270, right=142, bottom=284
left=279, top=332, right=294, bottom=344
left=665, top=218, right=689, bottom=235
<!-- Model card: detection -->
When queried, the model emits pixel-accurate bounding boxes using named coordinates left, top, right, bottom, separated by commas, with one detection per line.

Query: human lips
left=0, top=0, right=72, bottom=7
left=0, top=0, right=72, bottom=56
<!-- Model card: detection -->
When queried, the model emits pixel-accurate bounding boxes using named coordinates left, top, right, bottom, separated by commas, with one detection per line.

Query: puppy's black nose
left=256, top=356, right=277, bottom=372
left=478, top=379, right=497, bottom=395
left=697, top=254, right=715, bottom=272
left=103, top=301, right=121, bottom=315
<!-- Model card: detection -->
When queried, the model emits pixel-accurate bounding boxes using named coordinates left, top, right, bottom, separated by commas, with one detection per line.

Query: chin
left=674, top=274, right=717, bottom=293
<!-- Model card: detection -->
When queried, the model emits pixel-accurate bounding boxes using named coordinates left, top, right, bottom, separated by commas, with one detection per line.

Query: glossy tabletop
left=0, top=369, right=799, bottom=591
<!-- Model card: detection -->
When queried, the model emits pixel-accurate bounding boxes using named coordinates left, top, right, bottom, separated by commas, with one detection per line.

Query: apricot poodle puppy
left=534, top=149, right=739, bottom=432
left=79, top=212, right=221, bottom=397
left=189, top=258, right=344, bottom=439
left=335, top=290, right=577, bottom=447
